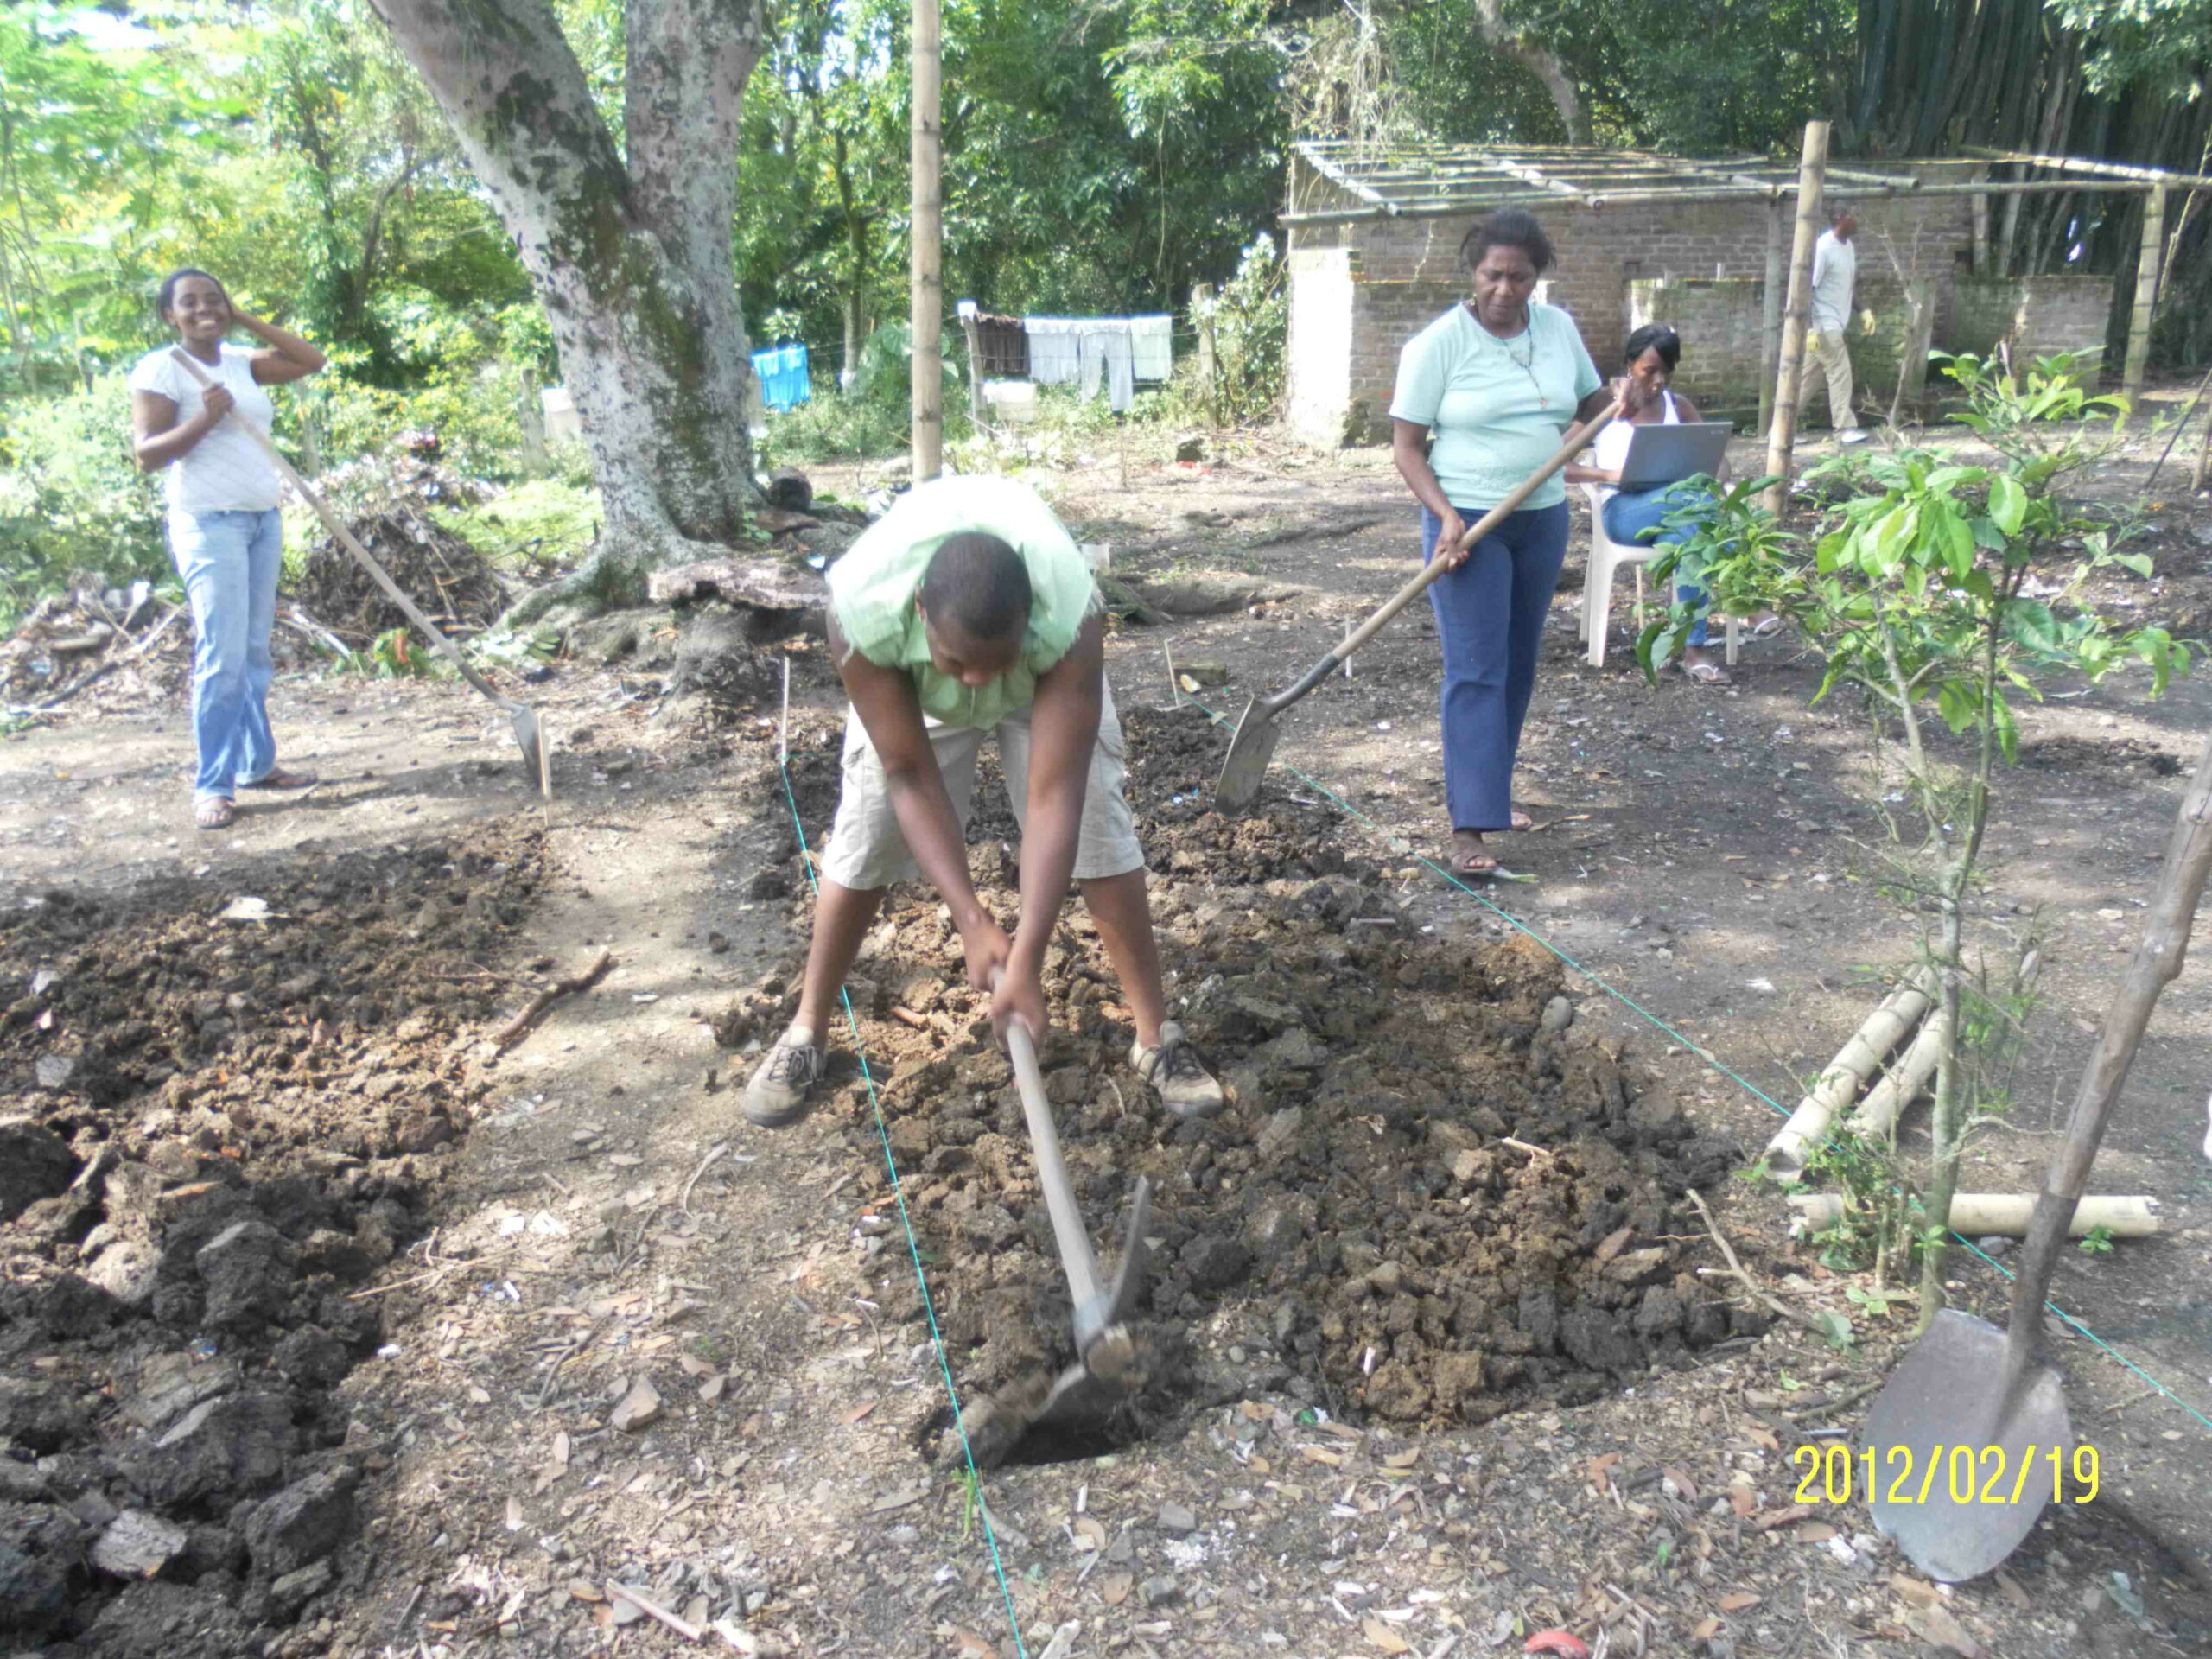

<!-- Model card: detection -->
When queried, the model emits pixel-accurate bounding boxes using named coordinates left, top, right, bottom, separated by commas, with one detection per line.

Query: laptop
left=1615, top=421, right=1734, bottom=491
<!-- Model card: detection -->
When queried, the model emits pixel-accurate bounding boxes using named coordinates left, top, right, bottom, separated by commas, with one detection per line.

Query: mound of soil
left=296, top=459, right=505, bottom=645
left=0, top=830, right=543, bottom=1652
left=732, top=705, right=1749, bottom=1459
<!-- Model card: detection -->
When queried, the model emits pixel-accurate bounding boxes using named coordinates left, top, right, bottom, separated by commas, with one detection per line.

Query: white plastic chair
left=1579, top=482, right=1738, bottom=669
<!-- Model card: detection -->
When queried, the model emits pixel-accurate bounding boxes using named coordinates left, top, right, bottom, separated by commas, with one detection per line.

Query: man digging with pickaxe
left=741, top=474, right=1224, bottom=1128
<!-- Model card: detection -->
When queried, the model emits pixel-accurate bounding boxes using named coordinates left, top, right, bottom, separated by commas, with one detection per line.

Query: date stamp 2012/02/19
left=1792, top=1443, right=2100, bottom=1507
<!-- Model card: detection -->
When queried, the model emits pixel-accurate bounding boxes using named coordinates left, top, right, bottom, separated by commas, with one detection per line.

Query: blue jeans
left=169, top=508, right=283, bottom=801
left=1602, top=483, right=1714, bottom=648
left=1421, top=501, right=1569, bottom=833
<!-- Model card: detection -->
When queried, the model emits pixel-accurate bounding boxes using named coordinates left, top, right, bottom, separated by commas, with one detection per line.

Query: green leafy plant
left=1641, top=354, right=2190, bottom=1332
left=2077, top=1225, right=2115, bottom=1255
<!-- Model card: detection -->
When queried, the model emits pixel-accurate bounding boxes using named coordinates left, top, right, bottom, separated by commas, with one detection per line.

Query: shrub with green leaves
left=436, top=479, right=602, bottom=575
left=1637, top=353, right=2190, bottom=1329
left=0, top=377, right=168, bottom=630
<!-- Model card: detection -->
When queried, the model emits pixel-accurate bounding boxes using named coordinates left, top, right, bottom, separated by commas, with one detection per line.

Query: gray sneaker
left=1131, top=1020, right=1224, bottom=1120
left=743, top=1032, right=826, bottom=1128
left=1838, top=428, right=1871, bottom=446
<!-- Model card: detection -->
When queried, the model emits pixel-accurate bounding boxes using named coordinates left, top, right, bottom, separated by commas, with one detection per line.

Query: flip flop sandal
left=1683, top=660, right=1732, bottom=685
left=1509, top=810, right=1534, bottom=832
left=240, top=768, right=316, bottom=790
left=1449, top=849, right=1500, bottom=878
left=1749, top=615, right=1783, bottom=639
left=195, top=799, right=237, bottom=830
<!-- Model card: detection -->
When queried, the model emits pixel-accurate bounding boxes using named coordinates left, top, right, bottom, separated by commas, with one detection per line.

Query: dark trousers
left=1420, top=501, right=1569, bottom=833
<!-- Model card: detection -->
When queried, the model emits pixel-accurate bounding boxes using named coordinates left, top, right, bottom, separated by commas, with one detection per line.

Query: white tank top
left=1592, top=389, right=1678, bottom=498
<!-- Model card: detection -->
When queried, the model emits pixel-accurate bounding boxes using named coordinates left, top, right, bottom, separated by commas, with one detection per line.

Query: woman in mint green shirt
left=1390, top=209, right=1614, bottom=877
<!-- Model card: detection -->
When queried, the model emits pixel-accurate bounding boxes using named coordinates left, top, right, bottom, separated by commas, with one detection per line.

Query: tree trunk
left=1472, top=0, right=1589, bottom=144
left=365, top=0, right=768, bottom=614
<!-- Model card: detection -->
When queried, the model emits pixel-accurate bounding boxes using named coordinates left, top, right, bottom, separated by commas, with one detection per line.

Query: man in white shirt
left=1800, top=204, right=1870, bottom=444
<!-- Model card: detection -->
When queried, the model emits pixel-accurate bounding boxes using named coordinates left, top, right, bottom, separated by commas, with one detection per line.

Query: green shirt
left=1389, top=301, right=1602, bottom=512
left=827, top=474, right=1099, bottom=730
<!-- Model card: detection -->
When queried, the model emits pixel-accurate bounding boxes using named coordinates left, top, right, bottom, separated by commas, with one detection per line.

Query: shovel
left=168, top=350, right=550, bottom=795
left=997, top=978, right=1154, bottom=1434
left=1864, top=720, right=2212, bottom=1582
left=1213, top=396, right=1624, bottom=813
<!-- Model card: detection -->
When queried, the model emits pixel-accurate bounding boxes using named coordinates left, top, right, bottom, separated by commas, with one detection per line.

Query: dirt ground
left=3, top=397, right=2210, bottom=1658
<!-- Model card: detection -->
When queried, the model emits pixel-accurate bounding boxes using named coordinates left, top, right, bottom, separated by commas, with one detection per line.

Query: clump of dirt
left=731, top=704, right=1748, bottom=1457
left=295, top=458, right=506, bottom=645
left=0, top=830, right=543, bottom=1653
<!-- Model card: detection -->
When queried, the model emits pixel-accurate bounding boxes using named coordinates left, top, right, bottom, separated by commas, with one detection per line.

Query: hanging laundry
left=1022, top=318, right=1086, bottom=387
left=1076, top=329, right=1136, bottom=413
left=1128, top=315, right=1173, bottom=384
left=751, top=343, right=812, bottom=412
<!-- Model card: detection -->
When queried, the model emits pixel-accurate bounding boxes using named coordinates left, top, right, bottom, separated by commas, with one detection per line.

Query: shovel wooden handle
left=166, top=350, right=512, bottom=709
left=994, top=981, right=1106, bottom=1320
left=2000, top=719, right=2212, bottom=1395
left=1261, top=396, right=1624, bottom=715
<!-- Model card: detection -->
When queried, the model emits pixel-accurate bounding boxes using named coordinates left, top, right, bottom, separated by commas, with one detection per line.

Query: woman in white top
left=1566, top=323, right=1732, bottom=684
left=129, top=270, right=327, bottom=829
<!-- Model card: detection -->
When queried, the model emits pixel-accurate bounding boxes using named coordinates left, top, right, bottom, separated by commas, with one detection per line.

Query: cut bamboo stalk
left=1847, top=1007, right=1949, bottom=1139
left=2122, top=185, right=2165, bottom=421
left=1764, top=964, right=1937, bottom=1180
left=909, top=0, right=942, bottom=481
left=1789, top=1192, right=2159, bottom=1240
left=1764, top=120, right=1829, bottom=519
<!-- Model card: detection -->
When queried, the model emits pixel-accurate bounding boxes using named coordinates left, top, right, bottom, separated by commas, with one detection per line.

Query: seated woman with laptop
left=1567, top=322, right=1751, bottom=684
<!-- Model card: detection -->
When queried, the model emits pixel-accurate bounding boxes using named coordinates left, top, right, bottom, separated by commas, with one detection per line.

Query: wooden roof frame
left=1285, top=139, right=2210, bottom=227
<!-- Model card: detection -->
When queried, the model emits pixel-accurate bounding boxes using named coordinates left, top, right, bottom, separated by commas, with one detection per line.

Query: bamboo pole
left=909, top=0, right=942, bottom=481
left=1764, top=964, right=1937, bottom=1181
left=1847, top=1007, right=1948, bottom=1138
left=1764, top=120, right=1829, bottom=521
left=1970, top=190, right=1991, bottom=276
left=2195, top=393, right=2212, bottom=493
left=2122, top=185, right=2164, bottom=418
left=1789, top=1192, right=2159, bottom=1240
left=1275, top=175, right=2149, bottom=229
left=1961, top=145, right=2212, bottom=190
left=1758, top=199, right=1784, bottom=437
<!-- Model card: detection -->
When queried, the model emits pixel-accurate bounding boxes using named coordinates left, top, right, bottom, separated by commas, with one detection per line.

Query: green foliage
left=2077, top=1224, right=2115, bottom=1255
left=437, top=480, right=604, bottom=575
left=0, top=378, right=168, bottom=630
left=1193, top=235, right=1287, bottom=425
left=1797, top=1129, right=1912, bottom=1274
left=1638, top=354, right=2189, bottom=1329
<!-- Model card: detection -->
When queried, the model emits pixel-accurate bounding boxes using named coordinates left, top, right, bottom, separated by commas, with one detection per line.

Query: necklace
left=1471, top=303, right=1547, bottom=409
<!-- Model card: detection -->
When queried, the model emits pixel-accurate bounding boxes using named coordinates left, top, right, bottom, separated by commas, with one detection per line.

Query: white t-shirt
left=128, top=343, right=282, bottom=515
left=1592, top=389, right=1679, bottom=503
left=1809, top=230, right=1857, bottom=334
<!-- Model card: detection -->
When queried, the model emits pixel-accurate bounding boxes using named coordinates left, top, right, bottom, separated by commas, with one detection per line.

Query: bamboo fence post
left=1789, top=1192, right=2159, bottom=1240
left=1764, top=963, right=1937, bottom=1180
left=1764, top=120, right=1830, bottom=519
left=1847, top=1007, right=1948, bottom=1139
left=2194, top=394, right=2212, bottom=493
left=2122, top=185, right=2164, bottom=421
left=1970, top=188, right=1991, bottom=276
left=1758, top=199, right=1784, bottom=438
left=909, top=0, right=943, bottom=481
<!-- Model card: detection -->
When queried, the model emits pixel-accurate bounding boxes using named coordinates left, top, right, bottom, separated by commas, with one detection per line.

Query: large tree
left=365, top=0, right=769, bottom=608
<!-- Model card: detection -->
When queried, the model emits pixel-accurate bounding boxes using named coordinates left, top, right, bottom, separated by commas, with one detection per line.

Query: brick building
left=1284, top=142, right=2120, bottom=446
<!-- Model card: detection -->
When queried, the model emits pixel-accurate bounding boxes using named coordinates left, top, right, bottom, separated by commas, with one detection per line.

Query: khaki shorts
left=817, top=688, right=1146, bottom=890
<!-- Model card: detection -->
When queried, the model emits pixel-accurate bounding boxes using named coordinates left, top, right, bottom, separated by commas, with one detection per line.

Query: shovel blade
left=1863, top=1308, right=2070, bottom=1583
left=508, top=704, right=550, bottom=798
left=1212, top=695, right=1279, bottom=814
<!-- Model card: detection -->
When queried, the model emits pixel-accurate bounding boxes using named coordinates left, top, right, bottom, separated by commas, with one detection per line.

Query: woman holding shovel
left=1390, top=210, right=1612, bottom=877
left=129, top=269, right=326, bottom=830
